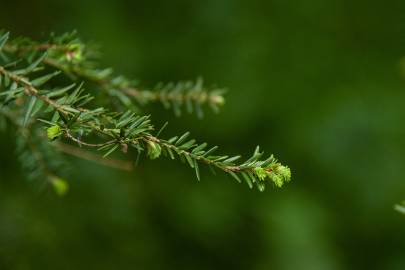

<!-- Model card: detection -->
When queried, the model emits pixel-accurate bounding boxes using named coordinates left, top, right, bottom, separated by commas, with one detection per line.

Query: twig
left=53, top=142, right=133, bottom=171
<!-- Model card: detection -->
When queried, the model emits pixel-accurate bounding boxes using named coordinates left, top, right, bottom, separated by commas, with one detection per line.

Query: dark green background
left=1, top=0, right=405, bottom=269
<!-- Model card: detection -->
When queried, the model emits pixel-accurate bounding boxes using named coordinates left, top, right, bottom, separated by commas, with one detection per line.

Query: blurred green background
left=1, top=0, right=405, bottom=269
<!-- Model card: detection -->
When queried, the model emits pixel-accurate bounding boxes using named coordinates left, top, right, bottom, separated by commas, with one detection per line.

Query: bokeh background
left=1, top=0, right=405, bottom=269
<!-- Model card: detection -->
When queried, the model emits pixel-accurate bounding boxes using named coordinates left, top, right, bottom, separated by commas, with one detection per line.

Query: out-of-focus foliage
left=0, top=0, right=404, bottom=270
left=395, top=201, right=405, bottom=215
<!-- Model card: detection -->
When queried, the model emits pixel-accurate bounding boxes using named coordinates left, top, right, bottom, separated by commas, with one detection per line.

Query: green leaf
left=179, top=139, right=196, bottom=150
left=46, top=84, right=76, bottom=98
left=31, top=71, right=61, bottom=87
left=241, top=172, right=253, bottom=189
left=156, top=121, right=168, bottom=137
left=24, top=52, right=48, bottom=73
left=103, top=144, right=119, bottom=158
left=229, top=171, right=241, bottom=183
left=223, top=155, right=241, bottom=164
left=192, top=142, right=207, bottom=154
left=166, top=147, right=175, bottom=160
left=0, top=32, right=9, bottom=50
left=175, top=131, right=190, bottom=145
left=256, top=182, right=265, bottom=192
left=185, top=154, right=195, bottom=168
left=202, top=146, right=218, bottom=157
left=168, top=136, right=178, bottom=144
left=194, top=160, right=200, bottom=181
left=23, top=96, right=37, bottom=127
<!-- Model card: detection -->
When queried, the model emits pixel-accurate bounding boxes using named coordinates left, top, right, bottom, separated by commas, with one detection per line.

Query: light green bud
left=271, top=174, right=284, bottom=188
left=254, top=167, right=267, bottom=181
left=147, top=141, right=161, bottom=160
left=47, top=125, right=61, bottom=141
left=276, top=165, right=291, bottom=182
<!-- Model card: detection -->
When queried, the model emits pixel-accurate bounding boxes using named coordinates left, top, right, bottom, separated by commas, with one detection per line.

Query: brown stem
left=65, top=131, right=116, bottom=148
left=54, top=142, right=133, bottom=171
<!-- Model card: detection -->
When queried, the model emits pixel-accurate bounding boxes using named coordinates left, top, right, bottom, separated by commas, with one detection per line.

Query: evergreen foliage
left=0, top=31, right=291, bottom=194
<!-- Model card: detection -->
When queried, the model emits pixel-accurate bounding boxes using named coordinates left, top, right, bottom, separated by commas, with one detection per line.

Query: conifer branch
left=2, top=32, right=225, bottom=117
left=0, top=31, right=291, bottom=193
